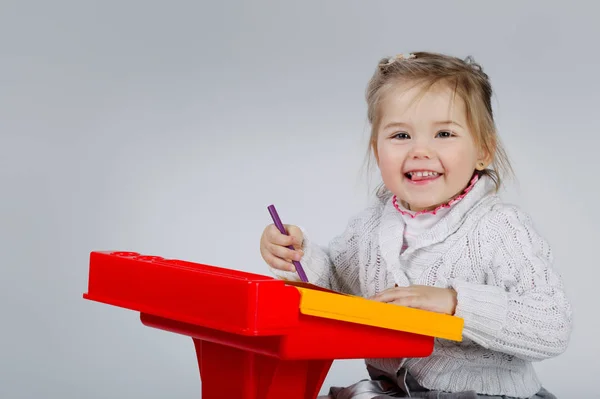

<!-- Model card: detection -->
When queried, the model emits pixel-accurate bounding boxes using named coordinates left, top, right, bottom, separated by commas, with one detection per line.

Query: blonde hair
left=364, top=51, right=513, bottom=198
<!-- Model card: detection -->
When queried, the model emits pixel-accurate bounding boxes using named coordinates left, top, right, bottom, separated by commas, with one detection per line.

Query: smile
left=404, top=170, right=442, bottom=183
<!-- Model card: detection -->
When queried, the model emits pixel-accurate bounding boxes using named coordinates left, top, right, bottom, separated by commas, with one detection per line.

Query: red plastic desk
left=83, top=251, right=460, bottom=399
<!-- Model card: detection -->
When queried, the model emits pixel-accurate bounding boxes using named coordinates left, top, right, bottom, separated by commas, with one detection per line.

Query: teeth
left=407, top=171, right=438, bottom=178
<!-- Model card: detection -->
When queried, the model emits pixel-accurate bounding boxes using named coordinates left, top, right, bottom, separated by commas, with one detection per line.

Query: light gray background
left=2, top=1, right=598, bottom=398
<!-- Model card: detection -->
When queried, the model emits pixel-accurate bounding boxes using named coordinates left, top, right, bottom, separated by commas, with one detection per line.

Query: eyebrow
left=435, top=120, right=464, bottom=128
left=382, top=120, right=464, bottom=130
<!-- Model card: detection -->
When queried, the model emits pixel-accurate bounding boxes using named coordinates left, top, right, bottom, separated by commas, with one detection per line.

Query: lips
left=405, top=170, right=442, bottom=181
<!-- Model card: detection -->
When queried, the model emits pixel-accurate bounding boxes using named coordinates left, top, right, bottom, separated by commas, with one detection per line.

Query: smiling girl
left=260, top=51, right=571, bottom=398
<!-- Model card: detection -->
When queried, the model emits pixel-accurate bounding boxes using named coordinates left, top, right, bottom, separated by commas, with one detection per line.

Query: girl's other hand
left=370, top=285, right=458, bottom=315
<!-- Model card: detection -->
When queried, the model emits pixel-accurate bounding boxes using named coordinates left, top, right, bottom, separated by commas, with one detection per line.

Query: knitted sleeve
left=268, top=206, right=377, bottom=295
left=450, top=205, right=573, bottom=362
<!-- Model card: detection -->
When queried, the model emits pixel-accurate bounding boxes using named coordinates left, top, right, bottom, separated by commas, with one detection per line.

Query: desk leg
left=194, top=338, right=332, bottom=399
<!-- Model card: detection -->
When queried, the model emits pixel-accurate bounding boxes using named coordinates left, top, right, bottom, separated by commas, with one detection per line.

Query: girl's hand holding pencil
left=260, top=205, right=307, bottom=280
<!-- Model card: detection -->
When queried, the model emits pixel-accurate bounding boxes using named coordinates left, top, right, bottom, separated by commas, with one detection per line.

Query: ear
left=475, top=143, right=494, bottom=170
left=475, top=155, right=493, bottom=170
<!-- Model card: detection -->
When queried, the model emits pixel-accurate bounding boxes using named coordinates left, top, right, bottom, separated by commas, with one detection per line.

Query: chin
left=399, top=189, right=438, bottom=203
left=400, top=193, right=448, bottom=211
left=411, top=202, right=441, bottom=212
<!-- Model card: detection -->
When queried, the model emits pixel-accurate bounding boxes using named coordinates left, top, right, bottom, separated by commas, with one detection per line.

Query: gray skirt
left=326, top=365, right=557, bottom=399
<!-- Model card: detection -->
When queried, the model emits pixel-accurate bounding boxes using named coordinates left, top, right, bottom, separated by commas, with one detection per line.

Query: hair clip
left=380, top=53, right=416, bottom=67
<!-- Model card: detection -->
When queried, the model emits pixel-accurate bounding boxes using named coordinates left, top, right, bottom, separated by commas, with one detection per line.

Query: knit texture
left=270, top=175, right=572, bottom=398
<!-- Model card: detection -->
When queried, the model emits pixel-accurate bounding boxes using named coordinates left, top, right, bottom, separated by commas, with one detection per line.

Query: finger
left=390, top=295, right=422, bottom=309
left=264, top=253, right=297, bottom=272
left=267, top=242, right=303, bottom=262
left=266, top=224, right=297, bottom=247
left=370, top=287, right=414, bottom=302
left=285, top=225, right=304, bottom=249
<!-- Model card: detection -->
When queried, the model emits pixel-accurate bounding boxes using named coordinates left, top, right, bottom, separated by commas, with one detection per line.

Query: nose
left=408, top=140, right=432, bottom=159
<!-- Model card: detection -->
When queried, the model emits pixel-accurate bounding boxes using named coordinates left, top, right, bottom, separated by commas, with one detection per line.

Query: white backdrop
left=1, top=1, right=598, bottom=398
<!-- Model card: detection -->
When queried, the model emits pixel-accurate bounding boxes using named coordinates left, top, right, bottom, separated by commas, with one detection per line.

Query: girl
left=259, top=52, right=572, bottom=399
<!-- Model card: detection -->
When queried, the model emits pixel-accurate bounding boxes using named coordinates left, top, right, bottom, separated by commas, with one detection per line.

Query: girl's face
left=376, top=81, right=484, bottom=212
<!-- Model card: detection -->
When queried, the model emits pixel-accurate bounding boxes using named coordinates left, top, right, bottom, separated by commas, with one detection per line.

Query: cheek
left=376, top=145, right=402, bottom=173
left=441, top=144, right=477, bottom=172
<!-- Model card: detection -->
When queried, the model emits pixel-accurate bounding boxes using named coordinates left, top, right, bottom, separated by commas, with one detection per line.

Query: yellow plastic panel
left=295, top=286, right=463, bottom=341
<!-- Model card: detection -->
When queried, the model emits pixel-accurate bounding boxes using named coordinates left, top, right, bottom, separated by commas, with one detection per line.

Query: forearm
left=452, top=279, right=572, bottom=361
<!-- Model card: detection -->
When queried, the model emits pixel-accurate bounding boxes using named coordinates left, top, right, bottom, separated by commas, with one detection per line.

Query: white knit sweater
left=270, top=175, right=572, bottom=398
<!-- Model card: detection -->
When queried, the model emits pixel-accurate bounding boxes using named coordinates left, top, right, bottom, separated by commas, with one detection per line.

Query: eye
left=392, top=132, right=410, bottom=140
left=436, top=130, right=454, bottom=138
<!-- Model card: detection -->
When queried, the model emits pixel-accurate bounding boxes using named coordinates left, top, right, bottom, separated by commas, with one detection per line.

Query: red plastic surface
left=83, top=251, right=435, bottom=398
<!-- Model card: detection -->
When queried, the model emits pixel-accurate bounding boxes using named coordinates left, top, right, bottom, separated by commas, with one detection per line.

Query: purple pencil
left=267, top=204, right=309, bottom=283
